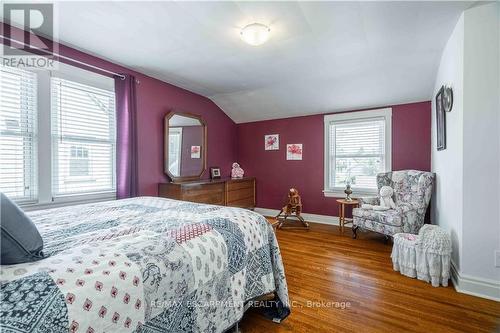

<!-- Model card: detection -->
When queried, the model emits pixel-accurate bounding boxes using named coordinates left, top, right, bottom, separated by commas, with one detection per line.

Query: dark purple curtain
left=115, top=74, right=138, bottom=199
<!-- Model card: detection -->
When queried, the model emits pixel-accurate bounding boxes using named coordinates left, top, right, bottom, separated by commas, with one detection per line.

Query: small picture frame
left=264, top=134, right=279, bottom=150
left=191, top=145, right=201, bottom=159
left=286, top=143, right=303, bottom=160
left=210, top=167, right=221, bottom=179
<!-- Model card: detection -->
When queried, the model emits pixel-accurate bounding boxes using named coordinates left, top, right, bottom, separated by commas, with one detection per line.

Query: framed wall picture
left=210, top=167, right=221, bottom=179
left=264, top=134, right=279, bottom=150
left=191, top=145, right=201, bottom=159
left=286, top=144, right=303, bottom=160
left=436, top=86, right=446, bottom=151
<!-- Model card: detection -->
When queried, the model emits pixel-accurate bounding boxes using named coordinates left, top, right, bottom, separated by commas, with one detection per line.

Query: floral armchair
left=352, top=170, right=435, bottom=239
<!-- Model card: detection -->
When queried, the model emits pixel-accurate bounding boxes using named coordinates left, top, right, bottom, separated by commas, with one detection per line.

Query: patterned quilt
left=0, top=197, right=290, bottom=333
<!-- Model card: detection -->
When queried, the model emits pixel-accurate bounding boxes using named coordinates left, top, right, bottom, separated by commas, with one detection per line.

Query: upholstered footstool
left=415, top=225, right=452, bottom=287
left=391, top=233, right=418, bottom=278
left=391, top=225, right=452, bottom=287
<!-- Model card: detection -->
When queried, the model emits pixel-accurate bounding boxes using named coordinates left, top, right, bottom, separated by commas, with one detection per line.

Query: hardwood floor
left=239, top=220, right=500, bottom=333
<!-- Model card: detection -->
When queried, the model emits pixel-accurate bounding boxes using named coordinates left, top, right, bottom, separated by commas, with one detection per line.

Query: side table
left=336, top=199, right=359, bottom=234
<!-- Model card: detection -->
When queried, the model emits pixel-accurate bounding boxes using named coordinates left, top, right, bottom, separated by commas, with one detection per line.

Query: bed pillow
left=1, top=193, right=44, bottom=264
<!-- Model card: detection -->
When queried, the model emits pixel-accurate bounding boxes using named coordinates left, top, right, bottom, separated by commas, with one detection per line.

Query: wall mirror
left=164, top=111, right=207, bottom=182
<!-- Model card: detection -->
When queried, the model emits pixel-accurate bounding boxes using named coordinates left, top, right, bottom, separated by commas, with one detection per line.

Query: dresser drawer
left=226, top=179, right=253, bottom=191
left=226, top=196, right=255, bottom=209
left=227, top=187, right=253, bottom=202
left=226, top=178, right=255, bottom=208
left=182, top=183, right=225, bottom=205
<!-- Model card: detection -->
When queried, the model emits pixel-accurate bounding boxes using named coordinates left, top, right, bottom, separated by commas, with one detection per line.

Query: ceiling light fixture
left=240, top=23, right=271, bottom=46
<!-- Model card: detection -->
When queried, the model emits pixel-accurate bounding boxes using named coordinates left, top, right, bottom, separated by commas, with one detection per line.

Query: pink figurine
left=231, top=163, right=244, bottom=179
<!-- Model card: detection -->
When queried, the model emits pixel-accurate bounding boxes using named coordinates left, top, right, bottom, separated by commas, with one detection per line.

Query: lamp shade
left=240, top=23, right=271, bottom=46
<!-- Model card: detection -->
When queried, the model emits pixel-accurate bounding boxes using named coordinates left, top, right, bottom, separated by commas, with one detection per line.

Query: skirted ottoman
left=391, top=225, right=452, bottom=287
left=391, top=233, right=418, bottom=278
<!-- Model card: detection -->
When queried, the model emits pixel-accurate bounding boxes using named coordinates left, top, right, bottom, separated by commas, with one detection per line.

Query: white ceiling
left=11, top=1, right=473, bottom=123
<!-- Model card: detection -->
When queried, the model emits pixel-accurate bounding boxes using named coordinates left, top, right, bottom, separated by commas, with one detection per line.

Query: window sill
left=20, top=192, right=116, bottom=212
left=323, top=189, right=378, bottom=198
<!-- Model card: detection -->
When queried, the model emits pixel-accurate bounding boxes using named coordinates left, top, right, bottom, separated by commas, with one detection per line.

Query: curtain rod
left=0, top=35, right=126, bottom=80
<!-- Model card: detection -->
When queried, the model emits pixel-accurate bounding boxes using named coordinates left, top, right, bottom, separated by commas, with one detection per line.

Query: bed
left=0, top=197, right=290, bottom=333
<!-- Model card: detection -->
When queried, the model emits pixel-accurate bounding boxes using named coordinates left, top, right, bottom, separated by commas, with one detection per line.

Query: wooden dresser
left=158, top=177, right=255, bottom=209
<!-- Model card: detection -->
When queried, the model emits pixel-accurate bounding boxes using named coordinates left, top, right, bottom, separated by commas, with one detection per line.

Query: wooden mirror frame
left=164, top=111, right=207, bottom=182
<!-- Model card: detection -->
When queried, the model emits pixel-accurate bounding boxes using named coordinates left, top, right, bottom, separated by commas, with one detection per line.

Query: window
left=69, top=146, right=90, bottom=177
left=0, top=66, right=37, bottom=202
left=168, top=127, right=182, bottom=177
left=324, top=108, right=392, bottom=196
left=51, top=78, right=116, bottom=197
left=0, top=63, right=115, bottom=207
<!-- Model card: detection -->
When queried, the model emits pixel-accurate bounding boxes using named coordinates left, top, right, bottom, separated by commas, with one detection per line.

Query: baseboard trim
left=450, top=260, right=500, bottom=302
left=254, top=207, right=339, bottom=226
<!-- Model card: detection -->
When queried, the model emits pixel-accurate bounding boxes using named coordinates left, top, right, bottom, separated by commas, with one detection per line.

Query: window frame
left=323, top=108, right=392, bottom=197
left=2, top=63, right=117, bottom=210
left=50, top=76, right=116, bottom=198
left=0, top=66, right=38, bottom=204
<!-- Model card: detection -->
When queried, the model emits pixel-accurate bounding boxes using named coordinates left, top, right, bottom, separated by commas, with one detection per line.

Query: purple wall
left=1, top=24, right=237, bottom=196
left=236, top=101, right=431, bottom=216
left=135, top=78, right=236, bottom=194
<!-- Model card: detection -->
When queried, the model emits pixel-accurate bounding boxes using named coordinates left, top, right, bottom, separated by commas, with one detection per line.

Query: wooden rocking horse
left=275, top=188, right=309, bottom=229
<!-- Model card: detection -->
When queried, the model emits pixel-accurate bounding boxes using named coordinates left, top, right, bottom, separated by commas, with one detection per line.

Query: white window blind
left=0, top=66, right=37, bottom=202
left=329, top=118, right=386, bottom=190
left=51, top=77, right=116, bottom=197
